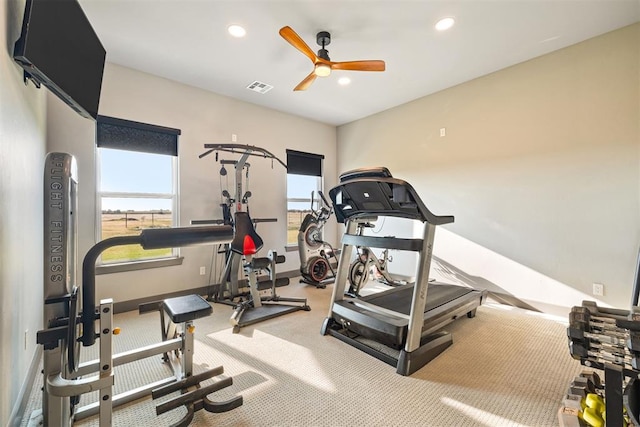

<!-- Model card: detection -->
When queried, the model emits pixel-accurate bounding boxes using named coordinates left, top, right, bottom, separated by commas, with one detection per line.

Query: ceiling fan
left=279, top=26, right=385, bottom=91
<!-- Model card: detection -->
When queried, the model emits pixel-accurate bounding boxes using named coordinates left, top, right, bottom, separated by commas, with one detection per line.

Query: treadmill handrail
left=329, top=175, right=454, bottom=225
left=341, top=234, right=424, bottom=252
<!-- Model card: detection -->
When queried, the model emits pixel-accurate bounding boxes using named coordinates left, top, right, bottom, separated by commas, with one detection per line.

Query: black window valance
left=286, top=149, right=324, bottom=177
left=96, top=115, right=180, bottom=156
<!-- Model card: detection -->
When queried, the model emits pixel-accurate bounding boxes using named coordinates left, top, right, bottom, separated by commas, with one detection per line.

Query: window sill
left=96, top=257, right=184, bottom=275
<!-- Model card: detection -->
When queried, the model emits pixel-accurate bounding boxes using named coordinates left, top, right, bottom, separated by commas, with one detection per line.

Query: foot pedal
left=274, top=277, right=290, bottom=287
left=249, top=257, right=271, bottom=270
left=256, top=277, right=290, bottom=290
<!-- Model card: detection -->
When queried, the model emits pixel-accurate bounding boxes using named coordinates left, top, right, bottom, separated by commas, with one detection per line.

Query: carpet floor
left=22, top=278, right=582, bottom=426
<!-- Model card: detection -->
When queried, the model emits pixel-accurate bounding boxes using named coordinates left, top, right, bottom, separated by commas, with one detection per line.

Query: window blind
left=286, top=149, right=324, bottom=176
left=96, top=115, right=180, bottom=156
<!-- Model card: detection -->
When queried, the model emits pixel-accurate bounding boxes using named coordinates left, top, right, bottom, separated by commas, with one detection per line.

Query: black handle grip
left=139, top=225, right=233, bottom=249
left=318, top=190, right=331, bottom=207
left=198, top=149, right=215, bottom=159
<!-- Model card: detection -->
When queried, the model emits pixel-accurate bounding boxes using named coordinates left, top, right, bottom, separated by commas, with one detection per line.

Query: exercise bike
left=346, top=221, right=407, bottom=297
left=298, top=191, right=339, bottom=288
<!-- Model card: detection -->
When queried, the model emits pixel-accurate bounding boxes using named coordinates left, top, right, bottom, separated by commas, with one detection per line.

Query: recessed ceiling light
left=228, top=25, right=246, bottom=38
left=435, top=17, right=455, bottom=31
left=338, top=77, right=351, bottom=86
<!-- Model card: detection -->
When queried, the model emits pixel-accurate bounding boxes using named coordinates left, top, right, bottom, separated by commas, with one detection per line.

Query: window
left=96, top=116, right=180, bottom=264
left=286, top=149, right=324, bottom=246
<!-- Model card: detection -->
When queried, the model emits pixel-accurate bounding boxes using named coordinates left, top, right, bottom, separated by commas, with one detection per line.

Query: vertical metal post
left=182, top=321, right=194, bottom=379
left=42, top=347, right=69, bottom=427
left=631, top=249, right=640, bottom=308
left=98, top=299, right=114, bottom=426
left=604, top=364, right=624, bottom=427
left=245, top=254, right=262, bottom=307
left=43, top=152, right=77, bottom=427
left=234, top=151, right=251, bottom=212
left=404, top=222, right=435, bottom=353
left=326, top=220, right=358, bottom=314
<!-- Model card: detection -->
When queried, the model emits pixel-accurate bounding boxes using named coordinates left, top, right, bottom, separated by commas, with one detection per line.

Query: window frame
left=94, top=116, right=181, bottom=271
left=285, top=150, right=325, bottom=248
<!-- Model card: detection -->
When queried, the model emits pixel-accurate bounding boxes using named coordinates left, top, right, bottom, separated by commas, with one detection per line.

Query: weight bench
left=140, top=294, right=243, bottom=425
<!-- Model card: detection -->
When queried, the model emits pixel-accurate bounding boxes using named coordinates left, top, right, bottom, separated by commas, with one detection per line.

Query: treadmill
left=320, top=167, right=487, bottom=375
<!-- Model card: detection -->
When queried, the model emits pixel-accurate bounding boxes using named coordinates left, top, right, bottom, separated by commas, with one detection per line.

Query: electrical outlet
left=440, top=128, right=446, bottom=137
left=200, top=266, right=206, bottom=276
left=593, top=283, right=604, bottom=297
left=231, top=134, right=237, bottom=142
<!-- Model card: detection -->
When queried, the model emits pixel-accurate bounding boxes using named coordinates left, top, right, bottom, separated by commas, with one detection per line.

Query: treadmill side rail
left=404, top=222, right=437, bottom=353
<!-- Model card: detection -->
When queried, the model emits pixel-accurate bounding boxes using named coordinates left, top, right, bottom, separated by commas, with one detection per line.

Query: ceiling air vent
left=247, top=81, right=273, bottom=94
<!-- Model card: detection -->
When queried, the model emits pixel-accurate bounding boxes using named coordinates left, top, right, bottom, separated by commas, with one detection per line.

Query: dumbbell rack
left=565, top=301, right=640, bottom=426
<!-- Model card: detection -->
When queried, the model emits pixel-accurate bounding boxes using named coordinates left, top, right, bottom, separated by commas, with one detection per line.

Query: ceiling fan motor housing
left=316, top=31, right=331, bottom=61
left=316, top=31, right=331, bottom=47
left=317, top=48, right=330, bottom=61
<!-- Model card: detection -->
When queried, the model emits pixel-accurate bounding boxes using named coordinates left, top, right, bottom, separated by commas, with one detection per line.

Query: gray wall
left=1, top=0, right=47, bottom=424
left=337, top=23, right=640, bottom=311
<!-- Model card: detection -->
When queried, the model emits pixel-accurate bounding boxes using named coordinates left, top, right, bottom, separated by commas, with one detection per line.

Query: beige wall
left=47, top=62, right=337, bottom=303
left=1, top=0, right=47, bottom=424
left=337, top=23, right=640, bottom=311
left=4, top=8, right=638, bottom=423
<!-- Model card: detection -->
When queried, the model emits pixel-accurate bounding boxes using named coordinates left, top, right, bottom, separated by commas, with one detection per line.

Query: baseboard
left=8, top=346, right=42, bottom=427
left=487, top=291, right=571, bottom=318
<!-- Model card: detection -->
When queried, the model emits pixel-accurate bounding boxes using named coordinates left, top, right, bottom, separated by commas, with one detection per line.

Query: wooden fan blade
left=279, top=26, right=318, bottom=64
left=294, top=71, right=318, bottom=91
left=330, top=60, right=386, bottom=72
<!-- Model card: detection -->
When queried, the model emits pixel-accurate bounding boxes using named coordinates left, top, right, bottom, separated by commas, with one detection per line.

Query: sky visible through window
left=287, top=174, right=321, bottom=211
left=101, top=149, right=319, bottom=212
left=100, top=149, right=172, bottom=211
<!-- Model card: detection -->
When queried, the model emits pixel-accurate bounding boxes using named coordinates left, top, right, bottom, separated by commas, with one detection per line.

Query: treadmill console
left=329, top=167, right=454, bottom=226
left=338, top=167, right=392, bottom=182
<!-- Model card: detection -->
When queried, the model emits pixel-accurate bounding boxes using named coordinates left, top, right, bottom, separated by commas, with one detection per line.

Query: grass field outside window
left=100, top=211, right=173, bottom=262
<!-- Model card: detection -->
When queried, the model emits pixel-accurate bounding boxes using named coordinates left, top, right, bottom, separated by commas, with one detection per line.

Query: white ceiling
left=79, top=0, right=640, bottom=126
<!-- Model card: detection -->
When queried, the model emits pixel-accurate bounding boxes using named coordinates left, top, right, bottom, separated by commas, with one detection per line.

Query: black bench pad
left=163, top=294, right=212, bottom=323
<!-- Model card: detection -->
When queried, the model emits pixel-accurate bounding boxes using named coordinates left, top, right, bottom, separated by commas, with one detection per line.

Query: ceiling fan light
left=314, top=63, right=332, bottom=77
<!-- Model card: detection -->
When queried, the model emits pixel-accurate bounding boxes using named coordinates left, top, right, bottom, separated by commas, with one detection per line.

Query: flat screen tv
left=13, top=0, right=106, bottom=120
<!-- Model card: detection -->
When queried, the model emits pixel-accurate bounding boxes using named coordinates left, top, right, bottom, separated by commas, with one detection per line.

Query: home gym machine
left=297, top=190, right=339, bottom=288
left=320, top=167, right=487, bottom=376
left=195, top=144, right=310, bottom=332
left=564, top=251, right=640, bottom=427
left=39, top=153, right=242, bottom=426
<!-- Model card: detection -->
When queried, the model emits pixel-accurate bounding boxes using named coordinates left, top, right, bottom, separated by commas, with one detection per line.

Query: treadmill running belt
left=360, top=283, right=474, bottom=315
